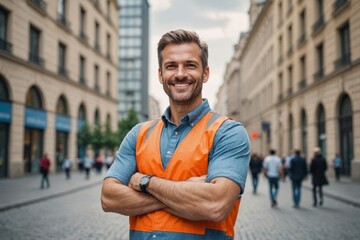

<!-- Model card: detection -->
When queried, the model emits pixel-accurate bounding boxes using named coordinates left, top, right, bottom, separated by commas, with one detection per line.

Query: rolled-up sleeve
left=206, top=120, right=250, bottom=194
left=104, top=123, right=142, bottom=185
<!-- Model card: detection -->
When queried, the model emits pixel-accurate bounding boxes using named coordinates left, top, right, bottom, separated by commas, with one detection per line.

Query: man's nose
left=175, top=65, right=187, bottom=79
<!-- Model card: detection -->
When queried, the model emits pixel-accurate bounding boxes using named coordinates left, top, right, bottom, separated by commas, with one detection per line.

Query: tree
left=117, top=108, right=140, bottom=145
left=103, top=123, right=118, bottom=154
left=91, top=124, right=103, bottom=157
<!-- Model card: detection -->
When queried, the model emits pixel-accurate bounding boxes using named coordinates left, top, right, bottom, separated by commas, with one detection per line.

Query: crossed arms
left=101, top=173, right=240, bottom=222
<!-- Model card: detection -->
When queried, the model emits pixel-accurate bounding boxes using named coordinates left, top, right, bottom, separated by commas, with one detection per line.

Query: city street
left=0, top=174, right=359, bottom=240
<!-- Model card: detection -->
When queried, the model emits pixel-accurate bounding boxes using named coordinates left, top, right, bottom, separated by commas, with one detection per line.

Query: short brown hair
left=157, top=29, right=208, bottom=70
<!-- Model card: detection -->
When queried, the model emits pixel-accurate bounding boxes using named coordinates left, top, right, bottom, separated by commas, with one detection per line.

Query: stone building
left=0, top=0, right=119, bottom=178
left=220, top=0, right=360, bottom=180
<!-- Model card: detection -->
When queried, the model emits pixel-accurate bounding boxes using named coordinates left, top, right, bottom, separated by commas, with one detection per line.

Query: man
left=332, top=153, right=342, bottom=181
left=249, top=153, right=262, bottom=194
left=310, top=147, right=328, bottom=207
left=101, top=29, right=250, bottom=240
left=288, top=149, right=308, bottom=208
left=263, top=149, right=282, bottom=207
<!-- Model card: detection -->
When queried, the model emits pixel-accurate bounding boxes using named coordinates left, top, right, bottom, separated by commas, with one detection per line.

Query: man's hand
left=129, top=172, right=145, bottom=191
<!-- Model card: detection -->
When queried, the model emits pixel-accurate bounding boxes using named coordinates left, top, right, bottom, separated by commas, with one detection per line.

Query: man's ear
left=203, top=66, right=209, bottom=83
left=158, top=68, right=163, bottom=84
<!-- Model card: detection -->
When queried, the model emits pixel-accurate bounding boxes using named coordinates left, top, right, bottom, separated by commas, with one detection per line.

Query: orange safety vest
left=130, top=112, right=241, bottom=237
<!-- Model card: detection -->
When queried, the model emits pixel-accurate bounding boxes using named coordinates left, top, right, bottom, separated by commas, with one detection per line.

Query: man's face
left=158, top=43, right=209, bottom=105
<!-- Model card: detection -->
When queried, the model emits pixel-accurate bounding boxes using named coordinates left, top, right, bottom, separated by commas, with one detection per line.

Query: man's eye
left=166, top=65, right=175, bottom=69
left=187, top=64, right=196, bottom=69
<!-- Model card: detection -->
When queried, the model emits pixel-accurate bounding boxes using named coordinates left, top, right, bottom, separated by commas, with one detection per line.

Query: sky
left=148, top=0, right=250, bottom=111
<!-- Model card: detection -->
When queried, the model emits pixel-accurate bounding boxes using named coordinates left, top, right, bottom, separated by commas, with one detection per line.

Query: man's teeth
left=174, top=83, right=189, bottom=87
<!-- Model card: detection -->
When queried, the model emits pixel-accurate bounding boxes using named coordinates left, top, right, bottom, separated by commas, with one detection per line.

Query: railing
left=334, top=53, right=351, bottom=69
left=57, top=13, right=71, bottom=28
left=298, top=79, right=306, bottom=89
left=313, top=68, right=324, bottom=81
left=80, top=31, right=88, bottom=42
left=29, top=53, right=44, bottom=66
left=29, top=0, right=46, bottom=11
left=297, top=33, right=306, bottom=46
left=0, top=38, right=12, bottom=53
left=312, top=16, right=325, bottom=34
left=58, top=66, right=68, bottom=77
left=333, top=0, right=349, bottom=15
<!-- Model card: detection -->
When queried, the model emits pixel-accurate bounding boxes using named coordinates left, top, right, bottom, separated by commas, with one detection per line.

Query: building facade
left=219, top=0, right=360, bottom=180
left=117, top=0, right=149, bottom=121
left=0, top=0, right=119, bottom=178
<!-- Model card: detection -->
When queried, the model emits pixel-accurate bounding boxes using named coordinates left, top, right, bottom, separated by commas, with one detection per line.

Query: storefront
left=0, top=100, right=11, bottom=178
left=55, top=114, right=70, bottom=172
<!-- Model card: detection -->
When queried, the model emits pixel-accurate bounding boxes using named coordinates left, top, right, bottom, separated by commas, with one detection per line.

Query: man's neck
left=169, top=99, right=202, bottom=126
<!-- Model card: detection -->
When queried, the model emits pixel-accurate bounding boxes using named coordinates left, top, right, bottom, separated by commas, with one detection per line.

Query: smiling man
left=101, top=29, right=250, bottom=240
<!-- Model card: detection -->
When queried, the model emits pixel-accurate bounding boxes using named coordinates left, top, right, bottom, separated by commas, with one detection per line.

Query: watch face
left=140, top=177, right=148, bottom=186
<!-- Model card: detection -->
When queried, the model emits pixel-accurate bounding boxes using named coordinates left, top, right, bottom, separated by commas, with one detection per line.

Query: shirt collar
left=161, top=99, right=211, bottom=127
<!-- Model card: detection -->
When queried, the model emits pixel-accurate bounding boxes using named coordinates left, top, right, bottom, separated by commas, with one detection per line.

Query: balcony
left=334, top=53, right=351, bottom=69
left=287, top=46, right=293, bottom=57
left=313, top=68, right=324, bottom=81
left=298, top=79, right=306, bottom=90
left=79, top=77, right=87, bottom=85
left=333, top=0, right=350, bottom=16
left=27, top=0, right=47, bottom=15
left=0, top=38, right=13, bottom=53
left=79, top=31, right=88, bottom=43
left=297, top=33, right=306, bottom=47
left=29, top=53, right=44, bottom=66
left=57, top=13, right=71, bottom=29
left=312, top=16, right=325, bottom=35
left=287, top=87, right=293, bottom=96
left=58, top=66, right=68, bottom=77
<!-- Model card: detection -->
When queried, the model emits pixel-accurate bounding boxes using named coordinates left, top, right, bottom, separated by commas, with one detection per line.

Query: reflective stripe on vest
left=130, top=112, right=241, bottom=237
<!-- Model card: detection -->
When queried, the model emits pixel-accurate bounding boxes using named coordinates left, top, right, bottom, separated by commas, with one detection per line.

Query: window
left=79, top=55, right=86, bottom=84
left=56, top=95, right=68, bottom=115
left=335, top=22, right=351, bottom=69
left=313, top=0, right=324, bottom=34
left=278, top=36, right=283, bottom=64
left=26, top=86, right=43, bottom=109
left=287, top=65, right=293, bottom=95
left=95, top=21, right=100, bottom=50
left=278, top=1, right=283, bottom=26
left=94, top=64, right=99, bottom=91
left=29, top=25, right=43, bottom=66
left=80, top=7, right=87, bottom=40
left=0, top=6, right=11, bottom=52
left=106, top=33, right=111, bottom=58
left=58, top=42, right=67, bottom=76
left=314, top=43, right=324, bottom=80
left=106, top=71, right=111, bottom=96
left=107, top=0, right=111, bottom=17
left=278, top=73, right=283, bottom=101
left=301, top=110, right=307, bottom=158
left=299, top=55, right=306, bottom=89
left=78, top=104, right=86, bottom=120
left=317, top=104, right=326, bottom=159
left=94, top=109, right=100, bottom=125
left=288, top=114, right=293, bottom=152
left=57, top=0, right=68, bottom=26
left=298, top=10, right=306, bottom=45
left=0, top=75, right=9, bottom=100
left=287, top=25, right=293, bottom=56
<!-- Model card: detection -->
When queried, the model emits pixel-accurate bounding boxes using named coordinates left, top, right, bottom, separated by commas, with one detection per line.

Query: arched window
left=106, top=113, right=111, bottom=126
left=78, top=103, right=86, bottom=120
left=0, top=75, right=10, bottom=100
left=288, top=113, right=293, bottom=152
left=94, top=109, right=100, bottom=125
left=300, top=109, right=307, bottom=158
left=317, top=104, right=326, bottom=158
left=338, top=94, right=353, bottom=176
left=26, top=86, right=43, bottom=109
left=56, top=95, right=68, bottom=115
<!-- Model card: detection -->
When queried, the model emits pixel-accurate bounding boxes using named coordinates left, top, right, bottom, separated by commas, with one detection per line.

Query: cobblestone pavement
left=0, top=176, right=359, bottom=240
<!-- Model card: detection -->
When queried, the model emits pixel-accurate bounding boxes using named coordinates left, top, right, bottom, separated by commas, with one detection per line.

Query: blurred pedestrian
left=249, top=153, right=262, bottom=194
left=332, top=153, right=342, bottom=181
left=62, top=156, right=72, bottom=180
left=84, top=154, right=93, bottom=179
left=263, top=149, right=282, bottom=207
left=310, top=147, right=328, bottom=207
left=105, top=153, right=113, bottom=170
left=95, top=154, right=103, bottom=174
left=288, top=149, right=308, bottom=208
left=39, top=153, right=51, bottom=189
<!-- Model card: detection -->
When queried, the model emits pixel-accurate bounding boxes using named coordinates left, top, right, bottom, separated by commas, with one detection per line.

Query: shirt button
left=152, top=235, right=156, bottom=238
left=174, top=131, right=178, bottom=135
left=167, top=151, right=171, bottom=154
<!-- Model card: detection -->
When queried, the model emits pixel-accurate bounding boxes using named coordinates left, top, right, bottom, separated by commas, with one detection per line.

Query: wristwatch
left=139, top=175, right=153, bottom=193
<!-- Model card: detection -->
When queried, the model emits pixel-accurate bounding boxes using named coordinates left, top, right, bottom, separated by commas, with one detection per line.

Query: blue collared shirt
left=105, top=99, right=250, bottom=239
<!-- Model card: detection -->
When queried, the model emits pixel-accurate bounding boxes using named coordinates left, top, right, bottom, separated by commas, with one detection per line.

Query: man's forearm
left=101, top=178, right=166, bottom=216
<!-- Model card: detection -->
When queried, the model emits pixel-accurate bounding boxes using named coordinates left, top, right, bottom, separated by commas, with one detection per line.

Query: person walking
left=249, top=153, right=262, bottom=194
left=101, top=29, right=250, bottom=240
left=84, top=154, right=93, bottom=180
left=39, top=153, right=51, bottom=189
left=288, top=149, right=308, bottom=208
left=310, top=147, right=328, bottom=207
left=332, top=153, right=342, bottom=181
left=62, top=157, right=72, bottom=180
left=263, top=149, right=282, bottom=207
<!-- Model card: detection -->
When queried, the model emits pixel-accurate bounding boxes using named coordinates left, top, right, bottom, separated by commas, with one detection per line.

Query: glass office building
left=117, top=0, right=149, bottom=120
